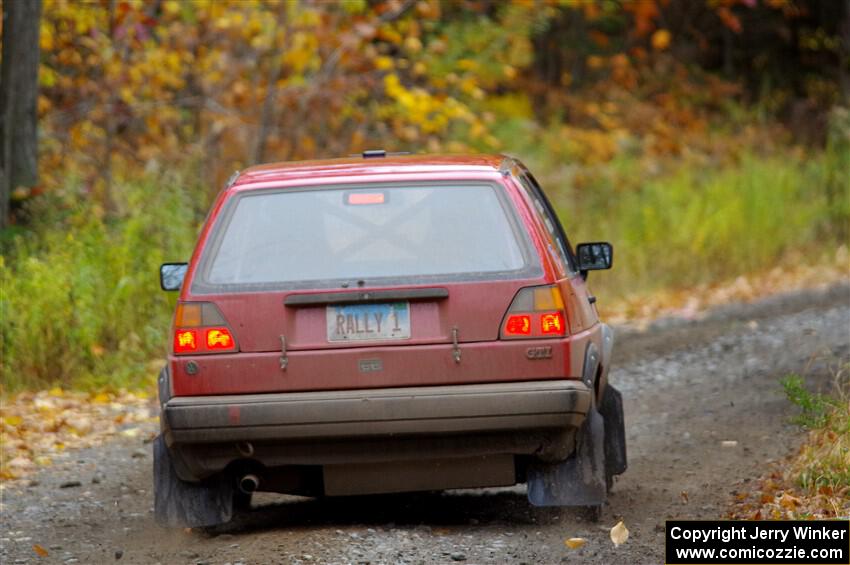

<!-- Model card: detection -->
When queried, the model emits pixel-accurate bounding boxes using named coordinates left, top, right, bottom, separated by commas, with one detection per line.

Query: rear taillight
left=500, top=285, right=567, bottom=339
left=505, top=314, right=531, bottom=335
left=172, top=302, right=238, bottom=355
left=174, top=329, right=198, bottom=354
left=205, top=328, right=235, bottom=349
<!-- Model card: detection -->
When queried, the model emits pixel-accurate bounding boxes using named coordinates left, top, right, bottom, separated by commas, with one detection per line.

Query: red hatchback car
left=155, top=152, right=626, bottom=527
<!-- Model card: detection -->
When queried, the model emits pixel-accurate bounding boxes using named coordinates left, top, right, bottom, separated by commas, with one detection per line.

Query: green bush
left=0, top=174, right=207, bottom=391
left=781, top=374, right=837, bottom=429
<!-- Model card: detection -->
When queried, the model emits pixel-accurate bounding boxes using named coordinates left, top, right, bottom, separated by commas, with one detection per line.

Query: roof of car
left=231, top=153, right=511, bottom=189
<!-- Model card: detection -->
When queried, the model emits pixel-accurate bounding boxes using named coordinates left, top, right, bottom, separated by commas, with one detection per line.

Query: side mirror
left=576, top=242, right=613, bottom=277
left=160, top=263, right=188, bottom=291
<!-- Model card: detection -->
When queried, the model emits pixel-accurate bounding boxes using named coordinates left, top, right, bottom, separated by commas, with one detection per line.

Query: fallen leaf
left=3, top=415, right=23, bottom=427
left=680, top=490, right=689, bottom=504
left=721, top=440, right=738, bottom=447
left=66, top=417, right=92, bottom=434
left=779, top=493, right=801, bottom=510
left=33, top=397, right=55, bottom=410
left=91, top=392, right=111, bottom=404
left=33, top=544, right=48, bottom=557
left=9, top=456, right=34, bottom=470
left=34, top=455, right=52, bottom=466
left=564, top=537, right=586, bottom=549
left=610, top=520, right=629, bottom=546
left=763, top=479, right=779, bottom=494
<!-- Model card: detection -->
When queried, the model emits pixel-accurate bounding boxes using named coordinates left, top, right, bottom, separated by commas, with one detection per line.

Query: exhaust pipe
left=239, top=474, right=260, bottom=494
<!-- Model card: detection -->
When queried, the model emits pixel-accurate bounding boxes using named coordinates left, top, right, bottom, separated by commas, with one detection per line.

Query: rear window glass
left=194, top=183, right=538, bottom=291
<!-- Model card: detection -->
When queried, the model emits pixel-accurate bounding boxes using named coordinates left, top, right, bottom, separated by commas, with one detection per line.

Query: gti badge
left=359, top=358, right=383, bottom=373
left=526, top=346, right=552, bottom=360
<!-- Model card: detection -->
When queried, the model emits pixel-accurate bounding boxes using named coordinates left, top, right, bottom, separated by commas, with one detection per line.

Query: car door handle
left=588, top=295, right=597, bottom=305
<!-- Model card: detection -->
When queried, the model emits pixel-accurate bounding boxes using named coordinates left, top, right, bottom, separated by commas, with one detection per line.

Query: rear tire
left=153, top=435, right=234, bottom=528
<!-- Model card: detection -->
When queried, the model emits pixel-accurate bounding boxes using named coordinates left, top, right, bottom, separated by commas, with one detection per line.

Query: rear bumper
left=164, top=379, right=590, bottom=443
left=162, top=380, right=591, bottom=480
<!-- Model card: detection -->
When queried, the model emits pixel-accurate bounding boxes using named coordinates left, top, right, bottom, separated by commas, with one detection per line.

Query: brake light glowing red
left=505, top=315, right=531, bottom=335
left=347, top=192, right=385, bottom=205
left=172, top=302, right=237, bottom=355
left=206, top=328, right=234, bottom=350
left=174, top=330, right=197, bottom=353
left=500, top=285, right=569, bottom=340
left=540, top=312, right=565, bottom=335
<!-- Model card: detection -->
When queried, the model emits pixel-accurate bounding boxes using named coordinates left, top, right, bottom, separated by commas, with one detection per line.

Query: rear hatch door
left=174, top=180, right=568, bottom=395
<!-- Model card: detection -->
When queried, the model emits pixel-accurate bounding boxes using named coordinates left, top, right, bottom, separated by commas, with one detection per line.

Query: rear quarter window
left=191, top=182, right=542, bottom=292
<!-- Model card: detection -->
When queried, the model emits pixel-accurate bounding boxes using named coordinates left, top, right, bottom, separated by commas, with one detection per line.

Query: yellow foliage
left=91, top=392, right=111, bottom=404
left=28, top=0, right=749, bottom=190
left=587, top=55, right=606, bottom=70
left=651, top=29, right=672, bottom=50
left=375, top=56, right=394, bottom=71
left=404, top=36, right=423, bottom=53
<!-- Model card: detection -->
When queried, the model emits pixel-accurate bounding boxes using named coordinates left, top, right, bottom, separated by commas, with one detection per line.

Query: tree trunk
left=0, top=0, right=42, bottom=230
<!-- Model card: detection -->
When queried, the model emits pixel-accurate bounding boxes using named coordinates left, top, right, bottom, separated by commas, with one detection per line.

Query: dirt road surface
left=2, top=283, right=848, bottom=565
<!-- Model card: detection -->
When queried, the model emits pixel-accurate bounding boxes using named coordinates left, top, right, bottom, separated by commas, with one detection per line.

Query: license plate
left=326, top=302, right=410, bottom=342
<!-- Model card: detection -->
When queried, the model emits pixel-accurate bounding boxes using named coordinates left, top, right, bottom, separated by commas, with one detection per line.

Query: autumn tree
left=10, top=0, right=847, bottom=207
left=0, top=0, right=42, bottom=229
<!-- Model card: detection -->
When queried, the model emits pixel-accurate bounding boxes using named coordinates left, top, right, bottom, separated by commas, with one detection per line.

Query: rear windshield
left=192, top=182, right=540, bottom=292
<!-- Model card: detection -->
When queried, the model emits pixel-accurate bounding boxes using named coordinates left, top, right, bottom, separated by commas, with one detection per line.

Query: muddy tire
left=153, top=435, right=234, bottom=528
left=528, top=400, right=607, bottom=502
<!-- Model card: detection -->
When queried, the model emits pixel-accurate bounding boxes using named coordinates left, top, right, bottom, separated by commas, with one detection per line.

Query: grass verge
left=731, top=364, right=850, bottom=519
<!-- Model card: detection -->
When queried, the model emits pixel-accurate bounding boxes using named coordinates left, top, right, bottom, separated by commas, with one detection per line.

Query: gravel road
left=2, top=283, right=848, bottom=565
